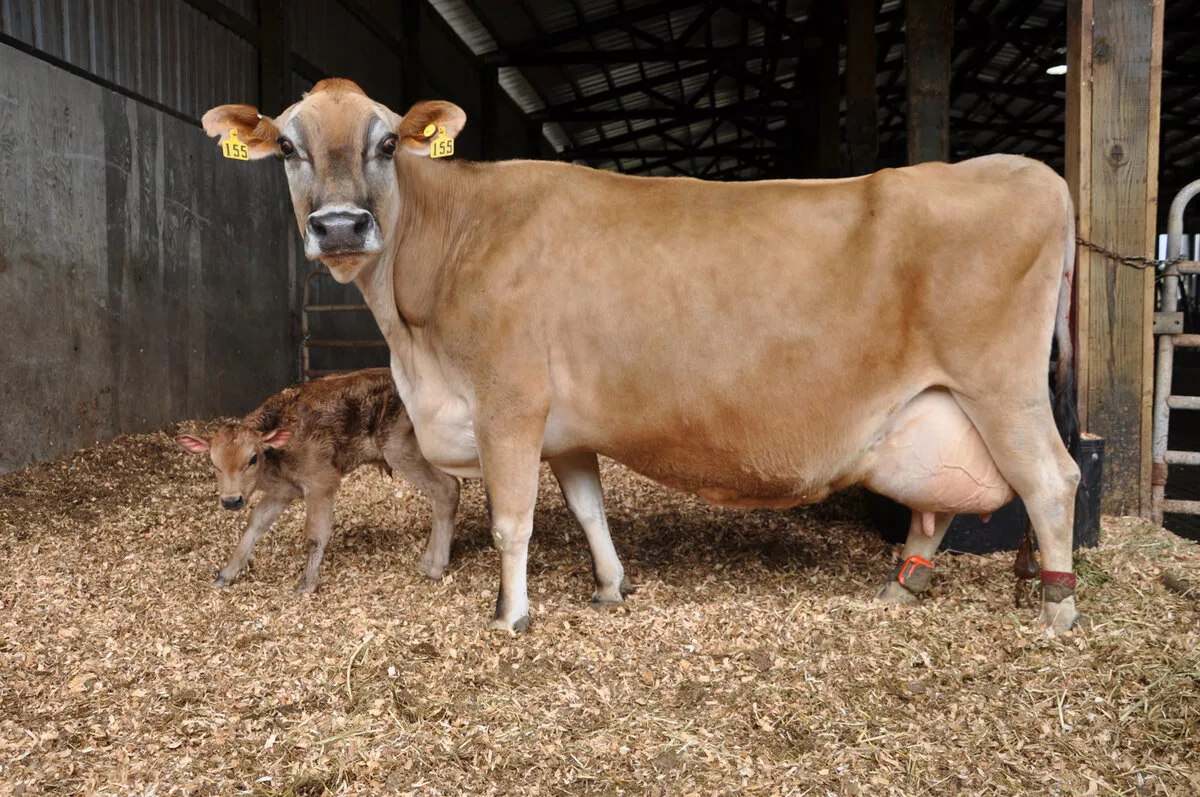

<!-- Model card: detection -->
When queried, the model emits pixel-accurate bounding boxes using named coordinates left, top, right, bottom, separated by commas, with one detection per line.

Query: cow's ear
left=396, top=101, right=467, bottom=156
left=201, top=104, right=282, bottom=159
left=176, top=434, right=211, bottom=454
left=262, top=428, right=293, bottom=449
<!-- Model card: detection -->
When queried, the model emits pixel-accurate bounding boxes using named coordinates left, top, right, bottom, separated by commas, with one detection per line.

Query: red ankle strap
left=1041, top=571, right=1076, bottom=588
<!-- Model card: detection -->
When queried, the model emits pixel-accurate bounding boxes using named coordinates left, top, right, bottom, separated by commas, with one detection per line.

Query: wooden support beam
left=845, top=0, right=878, bottom=175
left=905, top=0, right=954, bottom=163
left=257, top=0, right=291, bottom=116
left=1066, top=0, right=1164, bottom=516
left=402, top=1, right=422, bottom=107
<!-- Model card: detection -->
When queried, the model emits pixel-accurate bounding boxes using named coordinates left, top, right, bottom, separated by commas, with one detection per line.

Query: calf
left=177, top=368, right=461, bottom=592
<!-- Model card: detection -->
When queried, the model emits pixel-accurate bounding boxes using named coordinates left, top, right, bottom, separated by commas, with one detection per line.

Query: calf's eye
left=248, top=454, right=258, bottom=467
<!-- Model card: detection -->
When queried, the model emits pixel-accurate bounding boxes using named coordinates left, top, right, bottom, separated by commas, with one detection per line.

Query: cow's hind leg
left=953, top=393, right=1081, bottom=635
left=875, top=511, right=952, bottom=606
left=548, top=452, right=629, bottom=605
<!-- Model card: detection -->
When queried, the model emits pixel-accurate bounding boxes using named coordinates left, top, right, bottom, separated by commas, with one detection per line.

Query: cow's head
left=203, top=79, right=466, bottom=284
left=176, top=426, right=292, bottom=510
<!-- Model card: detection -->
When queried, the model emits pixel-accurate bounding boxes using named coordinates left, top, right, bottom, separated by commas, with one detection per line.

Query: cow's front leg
left=548, top=452, right=629, bottom=605
left=477, top=419, right=545, bottom=632
left=216, top=492, right=293, bottom=587
left=875, top=510, right=952, bottom=606
left=295, top=489, right=337, bottom=594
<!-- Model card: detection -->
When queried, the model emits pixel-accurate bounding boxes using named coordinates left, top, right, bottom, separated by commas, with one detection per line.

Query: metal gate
left=1151, top=179, right=1200, bottom=525
left=299, top=267, right=387, bottom=381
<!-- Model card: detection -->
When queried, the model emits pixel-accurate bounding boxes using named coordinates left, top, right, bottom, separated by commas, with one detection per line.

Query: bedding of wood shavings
left=1, top=425, right=1198, bottom=796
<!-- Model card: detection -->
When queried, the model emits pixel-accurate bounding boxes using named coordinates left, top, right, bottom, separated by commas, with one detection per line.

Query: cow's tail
left=1053, top=189, right=1080, bottom=459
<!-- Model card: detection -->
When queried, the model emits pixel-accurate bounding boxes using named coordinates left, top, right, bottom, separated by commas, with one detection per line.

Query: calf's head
left=176, top=426, right=293, bottom=510
left=202, top=79, right=466, bottom=284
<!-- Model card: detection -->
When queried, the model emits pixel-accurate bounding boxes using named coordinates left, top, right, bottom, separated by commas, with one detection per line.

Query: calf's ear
left=176, top=434, right=211, bottom=454
left=262, top=428, right=293, bottom=449
left=396, top=101, right=467, bottom=156
left=201, top=104, right=282, bottom=159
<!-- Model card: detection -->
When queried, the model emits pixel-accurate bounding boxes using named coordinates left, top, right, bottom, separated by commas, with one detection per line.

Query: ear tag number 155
left=427, top=124, right=455, bottom=159
left=221, top=129, right=249, bottom=161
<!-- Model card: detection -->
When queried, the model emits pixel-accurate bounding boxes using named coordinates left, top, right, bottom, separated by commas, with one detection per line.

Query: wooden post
left=1066, top=0, right=1164, bottom=516
left=845, top=0, right=878, bottom=175
left=257, top=0, right=290, bottom=115
left=905, top=0, right=953, bottom=164
left=402, top=0, right=422, bottom=108
left=816, top=0, right=844, bottom=177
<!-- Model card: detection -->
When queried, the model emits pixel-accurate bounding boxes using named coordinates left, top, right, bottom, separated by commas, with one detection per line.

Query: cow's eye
left=380, top=134, right=398, bottom=157
left=248, top=453, right=258, bottom=467
left=277, top=138, right=296, bottom=158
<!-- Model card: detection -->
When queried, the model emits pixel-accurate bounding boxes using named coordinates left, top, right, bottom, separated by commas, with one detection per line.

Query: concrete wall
left=0, top=43, right=296, bottom=473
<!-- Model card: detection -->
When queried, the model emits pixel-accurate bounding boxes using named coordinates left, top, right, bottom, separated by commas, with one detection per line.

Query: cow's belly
left=857, top=389, right=1015, bottom=514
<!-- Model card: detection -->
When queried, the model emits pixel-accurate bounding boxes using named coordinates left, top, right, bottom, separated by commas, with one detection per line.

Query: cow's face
left=176, top=426, right=292, bottom=510
left=203, top=80, right=466, bottom=284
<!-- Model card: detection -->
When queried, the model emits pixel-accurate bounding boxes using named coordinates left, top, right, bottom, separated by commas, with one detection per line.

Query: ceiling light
left=1046, top=64, right=1068, bottom=75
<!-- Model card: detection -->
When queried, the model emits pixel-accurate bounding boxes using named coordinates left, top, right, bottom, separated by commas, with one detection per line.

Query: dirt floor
left=1, top=425, right=1198, bottom=796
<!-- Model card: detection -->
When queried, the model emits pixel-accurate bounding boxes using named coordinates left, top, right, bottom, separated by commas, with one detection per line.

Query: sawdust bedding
left=0, top=422, right=1198, bottom=796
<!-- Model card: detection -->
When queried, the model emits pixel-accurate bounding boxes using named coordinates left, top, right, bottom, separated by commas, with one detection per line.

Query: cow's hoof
left=620, top=577, right=637, bottom=596
left=874, top=580, right=920, bottom=607
left=1039, top=596, right=1079, bottom=637
left=590, top=591, right=624, bottom=608
left=487, top=615, right=531, bottom=633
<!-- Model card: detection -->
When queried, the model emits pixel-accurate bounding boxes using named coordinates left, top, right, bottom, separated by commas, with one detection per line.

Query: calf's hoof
left=874, top=580, right=920, bottom=607
left=213, top=573, right=234, bottom=588
left=487, top=614, right=531, bottom=633
left=293, top=579, right=319, bottom=595
left=417, top=555, right=448, bottom=581
left=1039, top=595, right=1079, bottom=637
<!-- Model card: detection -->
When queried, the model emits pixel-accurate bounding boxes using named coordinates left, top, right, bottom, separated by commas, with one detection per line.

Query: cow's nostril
left=353, top=214, right=370, bottom=235
left=310, top=219, right=326, bottom=237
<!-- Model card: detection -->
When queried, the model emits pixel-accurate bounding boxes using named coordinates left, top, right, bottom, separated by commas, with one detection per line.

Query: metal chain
left=1075, top=236, right=1185, bottom=272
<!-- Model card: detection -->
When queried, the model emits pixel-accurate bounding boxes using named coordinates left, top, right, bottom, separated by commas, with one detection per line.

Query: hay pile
left=0, top=425, right=1198, bottom=795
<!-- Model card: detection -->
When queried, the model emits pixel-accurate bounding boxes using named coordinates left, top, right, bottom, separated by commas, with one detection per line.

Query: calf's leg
left=548, top=452, right=629, bottom=605
left=875, top=511, right=952, bottom=605
left=216, top=491, right=294, bottom=587
left=295, top=489, right=337, bottom=594
left=387, top=452, right=461, bottom=580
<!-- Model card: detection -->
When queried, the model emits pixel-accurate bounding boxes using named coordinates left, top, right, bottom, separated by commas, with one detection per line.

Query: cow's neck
left=385, top=155, right=480, bottom=328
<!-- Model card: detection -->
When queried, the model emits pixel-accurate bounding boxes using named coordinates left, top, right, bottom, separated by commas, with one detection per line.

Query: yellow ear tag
left=422, top=123, right=437, bottom=137
left=429, top=125, right=455, bottom=159
left=221, top=129, right=250, bottom=161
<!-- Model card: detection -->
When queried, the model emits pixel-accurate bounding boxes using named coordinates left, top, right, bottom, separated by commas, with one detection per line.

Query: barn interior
left=3, top=0, right=1196, bottom=527
left=4, top=3, right=1200, bottom=794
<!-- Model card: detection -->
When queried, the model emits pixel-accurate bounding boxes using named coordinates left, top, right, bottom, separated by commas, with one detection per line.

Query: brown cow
left=176, top=369, right=461, bottom=592
left=203, top=80, right=1082, bottom=634
left=177, top=368, right=627, bottom=600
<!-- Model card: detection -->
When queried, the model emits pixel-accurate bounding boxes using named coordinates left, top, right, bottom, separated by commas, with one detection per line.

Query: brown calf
left=177, top=368, right=460, bottom=592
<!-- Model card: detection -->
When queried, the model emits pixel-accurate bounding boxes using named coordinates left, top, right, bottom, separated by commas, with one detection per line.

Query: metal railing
left=1151, top=179, right=1200, bottom=525
left=300, top=267, right=387, bottom=381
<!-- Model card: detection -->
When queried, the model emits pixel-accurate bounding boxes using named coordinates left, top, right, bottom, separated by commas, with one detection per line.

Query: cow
left=176, top=368, right=627, bottom=600
left=203, top=79, right=1082, bottom=635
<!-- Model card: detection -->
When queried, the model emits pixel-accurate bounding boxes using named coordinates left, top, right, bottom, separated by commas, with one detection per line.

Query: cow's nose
left=306, top=208, right=374, bottom=253
left=221, top=496, right=245, bottom=511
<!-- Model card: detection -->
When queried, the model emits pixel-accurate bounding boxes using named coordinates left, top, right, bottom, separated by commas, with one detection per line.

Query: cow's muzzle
left=305, top=206, right=381, bottom=257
